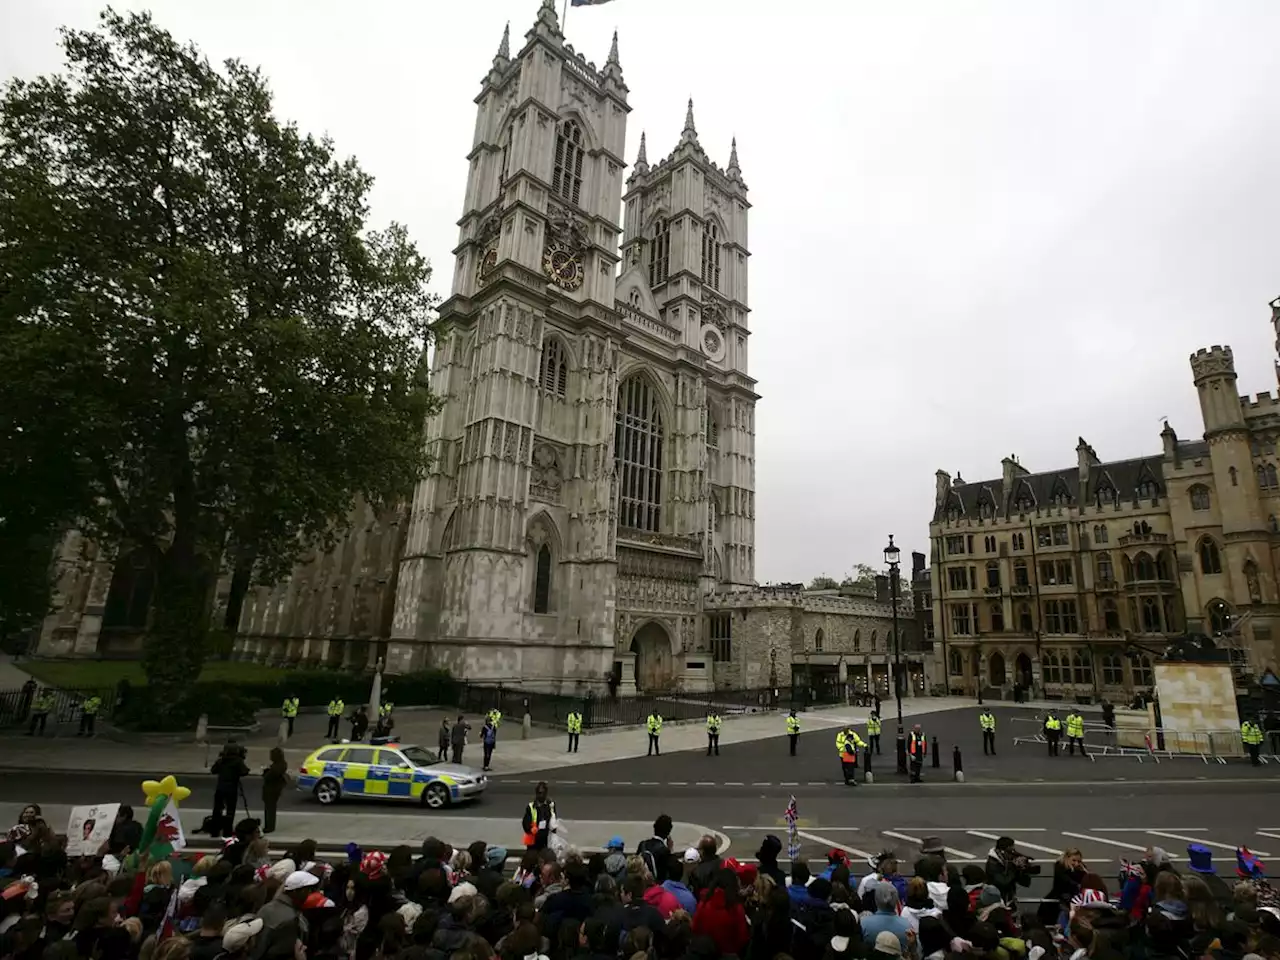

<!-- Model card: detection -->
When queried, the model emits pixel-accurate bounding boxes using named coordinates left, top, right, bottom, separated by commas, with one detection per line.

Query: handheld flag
left=784, top=795, right=801, bottom=860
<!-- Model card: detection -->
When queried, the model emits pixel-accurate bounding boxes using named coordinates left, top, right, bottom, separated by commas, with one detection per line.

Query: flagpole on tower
left=562, top=0, right=569, bottom=27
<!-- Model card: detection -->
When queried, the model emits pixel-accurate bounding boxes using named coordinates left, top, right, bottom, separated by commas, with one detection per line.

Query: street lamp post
left=885, top=535, right=907, bottom=775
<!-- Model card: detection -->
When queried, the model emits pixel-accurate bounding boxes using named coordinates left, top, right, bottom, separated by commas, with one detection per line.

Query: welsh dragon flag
left=147, top=799, right=186, bottom=859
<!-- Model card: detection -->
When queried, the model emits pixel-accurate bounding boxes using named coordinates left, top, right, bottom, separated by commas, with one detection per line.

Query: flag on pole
left=784, top=795, right=801, bottom=860
left=571, top=0, right=615, bottom=5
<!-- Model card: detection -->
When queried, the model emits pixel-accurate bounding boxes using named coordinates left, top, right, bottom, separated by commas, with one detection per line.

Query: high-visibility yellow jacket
left=281, top=697, right=299, bottom=718
left=567, top=712, right=582, bottom=734
left=646, top=714, right=663, bottom=734
left=867, top=716, right=881, bottom=735
left=706, top=714, right=722, bottom=733
left=980, top=711, right=996, bottom=731
left=1242, top=721, right=1264, bottom=745
left=786, top=715, right=801, bottom=734
left=1066, top=714, right=1084, bottom=738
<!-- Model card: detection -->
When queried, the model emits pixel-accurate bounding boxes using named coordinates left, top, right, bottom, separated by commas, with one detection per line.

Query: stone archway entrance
left=989, top=652, right=1007, bottom=688
left=630, top=621, right=675, bottom=692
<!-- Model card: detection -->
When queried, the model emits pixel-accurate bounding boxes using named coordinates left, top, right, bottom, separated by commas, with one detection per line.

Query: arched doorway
left=631, top=621, right=675, bottom=692
left=1015, top=652, right=1032, bottom=689
left=989, top=652, right=1007, bottom=687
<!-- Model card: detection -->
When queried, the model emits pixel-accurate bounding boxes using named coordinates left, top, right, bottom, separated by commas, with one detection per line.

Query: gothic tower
left=389, top=0, right=629, bottom=685
left=389, top=1, right=756, bottom=693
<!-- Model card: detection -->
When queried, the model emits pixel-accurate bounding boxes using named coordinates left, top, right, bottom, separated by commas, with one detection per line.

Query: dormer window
left=1136, top=480, right=1157, bottom=499
left=628, top=288, right=642, bottom=308
left=552, top=120, right=584, bottom=206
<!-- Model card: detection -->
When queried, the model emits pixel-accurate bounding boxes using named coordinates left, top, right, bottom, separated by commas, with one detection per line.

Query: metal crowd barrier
left=1009, top=715, right=1279, bottom=764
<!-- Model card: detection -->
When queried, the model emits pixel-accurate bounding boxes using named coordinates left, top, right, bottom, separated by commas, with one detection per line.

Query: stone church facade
left=32, top=2, right=934, bottom=697
left=929, top=297, right=1280, bottom=700
left=238, top=1, right=758, bottom=693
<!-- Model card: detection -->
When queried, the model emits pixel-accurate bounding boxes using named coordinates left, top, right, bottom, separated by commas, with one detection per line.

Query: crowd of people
left=2, top=797, right=1279, bottom=960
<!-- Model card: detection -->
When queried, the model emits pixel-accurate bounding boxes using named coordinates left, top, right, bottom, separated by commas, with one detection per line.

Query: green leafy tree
left=841, top=561, right=912, bottom=601
left=0, top=9, right=439, bottom=699
left=807, top=575, right=839, bottom=590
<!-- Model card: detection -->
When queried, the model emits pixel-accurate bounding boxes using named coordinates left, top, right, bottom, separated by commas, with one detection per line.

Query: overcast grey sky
left=4, top=0, right=1279, bottom=585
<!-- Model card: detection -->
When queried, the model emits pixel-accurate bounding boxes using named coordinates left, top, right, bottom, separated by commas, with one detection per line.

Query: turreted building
left=928, top=298, right=1280, bottom=700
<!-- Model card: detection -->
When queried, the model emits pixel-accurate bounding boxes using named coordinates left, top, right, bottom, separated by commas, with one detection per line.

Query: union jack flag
left=783, top=796, right=798, bottom=824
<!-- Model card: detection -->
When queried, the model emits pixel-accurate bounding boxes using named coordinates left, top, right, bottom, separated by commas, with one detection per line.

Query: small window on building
left=1011, top=533, right=1025, bottom=551
left=1189, top=485, right=1211, bottom=511
left=1042, top=651, right=1061, bottom=684
left=945, top=535, right=966, bottom=555
left=985, top=561, right=1000, bottom=589
left=853, top=629, right=861, bottom=653
left=551, top=120, right=585, bottom=205
left=989, top=602, right=1004, bottom=633
left=1199, top=538, right=1223, bottom=575
left=648, top=218, right=671, bottom=286
left=1093, top=524, right=1109, bottom=544
left=709, top=614, right=732, bottom=662
left=949, top=606, right=972, bottom=635
left=540, top=338, right=568, bottom=397
left=1102, top=599, right=1121, bottom=632
left=948, top=648, right=963, bottom=676
left=814, top=628, right=824, bottom=652
left=533, top=544, right=552, bottom=614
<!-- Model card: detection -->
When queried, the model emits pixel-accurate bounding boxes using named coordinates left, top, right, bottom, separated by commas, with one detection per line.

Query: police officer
left=78, top=694, right=102, bottom=737
left=26, top=688, right=54, bottom=737
left=1242, top=717, right=1264, bottom=766
left=867, top=711, right=882, bottom=755
left=979, top=707, right=996, bottom=756
left=521, top=780, right=557, bottom=851
left=281, top=695, right=299, bottom=737
left=646, top=712, right=663, bottom=756
left=326, top=697, right=345, bottom=740
left=1065, top=710, right=1086, bottom=757
left=706, top=711, right=722, bottom=756
left=786, top=709, right=801, bottom=756
left=836, top=726, right=867, bottom=785
left=907, top=723, right=927, bottom=783
left=380, top=700, right=395, bottom=722
left=1043, top=711, right=1062, bottom=756
left=566, top=709, right=582, bottom=752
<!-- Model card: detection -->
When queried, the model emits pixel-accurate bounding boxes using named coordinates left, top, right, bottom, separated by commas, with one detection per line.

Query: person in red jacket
left=692, top=868, right=750, bottom=956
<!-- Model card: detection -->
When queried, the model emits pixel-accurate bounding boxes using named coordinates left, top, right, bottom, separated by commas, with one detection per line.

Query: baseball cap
left=222, top=918, right=264, bottom=952
left=607, top=836, right=625, bottom=850
left=283, top=871, right=319, bottom=892
left=683, top=847, right=700, bottom=863
left=874, top=931, right=904, bottom=957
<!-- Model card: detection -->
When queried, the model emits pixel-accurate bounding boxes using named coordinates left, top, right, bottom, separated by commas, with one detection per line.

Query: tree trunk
left=144, top=542, right=214, bottom=698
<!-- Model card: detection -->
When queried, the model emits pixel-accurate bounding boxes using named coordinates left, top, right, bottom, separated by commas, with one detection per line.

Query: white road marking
left=881, top=829, right=974, bottom=859
left=695, top=781, right=715, bottom=786
left=780, top=781, right=799, bottom=786
left=916, top=828, right=1046, bottom=832
left=1091, top=827, right=1207, bottom=833
left=1256, top=831, right=1280, bottom=841
left=612, top=781, right=632, bottom=786
left=797, top=829, right=873, bottom=859
left=585, top=780, right=605, bottom=785
left=965, top=830, right=1065, bottom=857
left=669, top=782, right=687, bottom=786
left=1061, top=831, right=1148, bottom=853
left=1146, top=830, right=1269, bottom=856
left=640, top=781, right=659, bottom=786
left=752, top=782, right=773, bottom=786
left=725, top=781, right=745, bottom=786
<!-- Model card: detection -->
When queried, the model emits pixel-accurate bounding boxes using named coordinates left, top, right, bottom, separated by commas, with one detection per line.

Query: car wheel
left=423, top=783, right=450, bottom=809
left=314, top=777, right=341, bottom=805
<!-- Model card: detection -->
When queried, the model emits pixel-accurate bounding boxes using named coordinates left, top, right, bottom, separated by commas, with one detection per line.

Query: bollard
left=932, top=736, right=941, bottom=768
left=196, top=713, right=209, bottom=744
left=864, top=747, right=873, bottom=783
left=522, top=712, right=532, bottom=740
left=953, top=745, right=964, bottom=783
left=277, top=719, right=290, bottom=746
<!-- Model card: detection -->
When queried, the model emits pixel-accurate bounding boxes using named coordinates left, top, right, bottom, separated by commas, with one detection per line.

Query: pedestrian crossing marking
left=1146, top=830, right=1270, bottom=857
left=1256, top=831, right=1280, bottom=841
left=965, top=830, right=1065, bottom=858
left=881, top=830, right=974, bottom=860
left=797, top=829, right=873, bottom=860
left=1061, top=831, right=1148, bottom=852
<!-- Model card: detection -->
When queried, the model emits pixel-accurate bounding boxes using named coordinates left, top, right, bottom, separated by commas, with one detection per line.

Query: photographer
left=984, top=835, right=1038, bottom=906
left=210, top=739, right=250, bottom=838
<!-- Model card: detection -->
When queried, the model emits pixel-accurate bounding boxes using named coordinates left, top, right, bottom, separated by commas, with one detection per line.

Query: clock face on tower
left=542, top=240, right=584, bottom=291
left=476, top=246, right=498, bottom=285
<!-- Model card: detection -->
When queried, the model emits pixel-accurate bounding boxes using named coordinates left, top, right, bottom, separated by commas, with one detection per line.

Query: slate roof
left=934, top=454, right=1167, bottom=522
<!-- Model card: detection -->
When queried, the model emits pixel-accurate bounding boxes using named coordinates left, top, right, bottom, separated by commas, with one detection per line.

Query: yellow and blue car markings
left=298, top=746, right=463, bottom=803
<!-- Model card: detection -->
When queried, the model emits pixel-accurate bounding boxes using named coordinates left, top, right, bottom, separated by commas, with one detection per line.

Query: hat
left=283, top=871, right=319, bottom=892
left=756, top=835, right=782, bottom=859
left=978, top=885, right=1003, bottom=907
left=1188, top=843, right=1216, bottom=874
left=222, top=918, right=264, bottom=952
left=1237, top=846, right=1266, bottom=879
left=361, top=851, right=389, bottom=880
left=722, top=857, right=742, bottom=873
left=448, top=881, right=478, bottom=904
left=485, top=845, right=507, bottom=870
left=873, top=931, right=903, bottom=957
left=684, top=847, right=700, bottom=863
left=606, top=836, right=625, bottom=851
left=266, top=858, right=296, bottom=882
left=397, top=903, right=423, bottom=928
left=301, top=891, right=335, bottom=910
left=920, top=837, right=945, bottom=855
left=995, top=836, right=1016, bottom=851
left=828, top=848, right=849, bottom=865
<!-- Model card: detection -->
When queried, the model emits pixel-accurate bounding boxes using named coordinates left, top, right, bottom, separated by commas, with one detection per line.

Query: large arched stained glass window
left=615, top=376, right=664, bottom=532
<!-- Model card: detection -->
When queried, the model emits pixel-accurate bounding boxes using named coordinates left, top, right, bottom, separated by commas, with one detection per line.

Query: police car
left=297, top=743, right=487, bottom=809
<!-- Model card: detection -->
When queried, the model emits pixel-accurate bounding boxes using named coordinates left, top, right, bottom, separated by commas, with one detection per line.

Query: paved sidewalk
left=0, top=654, right=34, bottom=689
left=0, top=802, right=724, bottom=855
left=0, top=695, right=1044, bottom=776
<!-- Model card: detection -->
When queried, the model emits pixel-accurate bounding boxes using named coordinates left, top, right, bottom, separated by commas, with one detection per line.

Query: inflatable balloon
left=135, top=774, right=191, bottom=861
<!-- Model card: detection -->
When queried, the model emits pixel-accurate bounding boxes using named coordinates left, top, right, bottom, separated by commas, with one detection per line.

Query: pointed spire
left=681, top=98, right=698, bottom=145
left=727, top=137, right=742, bottom=182
left=634, top=131, right=649, bottom=175
left=531, top=0, right=562, bottom=41
left=602, top=28, right=625, bottom=86
left=497, top=21, right=511, bottom=60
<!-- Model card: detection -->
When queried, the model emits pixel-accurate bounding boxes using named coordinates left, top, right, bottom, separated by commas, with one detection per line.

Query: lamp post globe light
left=885, top=535, right=907, bottom=775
